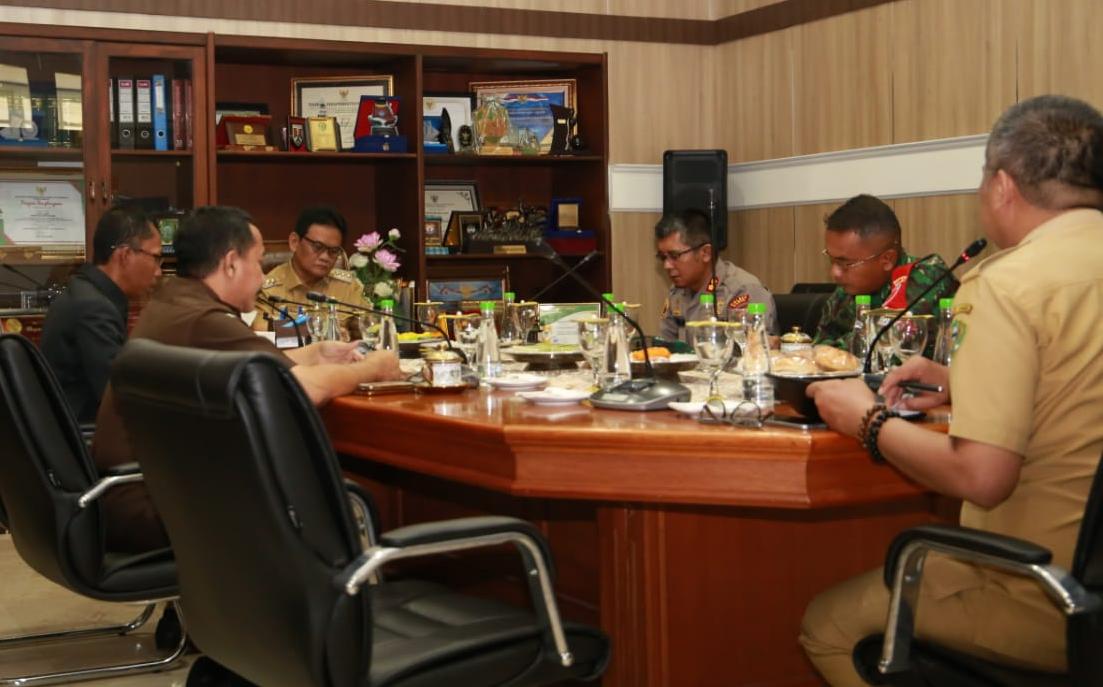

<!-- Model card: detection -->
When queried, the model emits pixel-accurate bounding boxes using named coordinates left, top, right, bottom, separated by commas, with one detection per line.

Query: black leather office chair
left=0, top=333, right=186, bottom=684
left=111, top=339, right=610, bottom=687
left=853, top=450, right=1103, bottom=685
left=775, top=290, right=830, bottom=335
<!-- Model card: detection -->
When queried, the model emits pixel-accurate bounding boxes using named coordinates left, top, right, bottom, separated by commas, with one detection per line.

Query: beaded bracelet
left=865, top=408, right=901, bottom=464
left=857, top=403, right=886, bottom=448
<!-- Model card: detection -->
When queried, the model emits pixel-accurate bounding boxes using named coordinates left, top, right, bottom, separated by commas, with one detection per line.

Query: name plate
left=492, top=244, right=527, bottom=255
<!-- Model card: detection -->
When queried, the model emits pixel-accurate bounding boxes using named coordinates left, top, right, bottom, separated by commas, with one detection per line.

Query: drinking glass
left=514, top=301, right=540, bottom=343
left=687, top=320, right=740, bottom=400
left=357, top=311, right=381, bottom=350
left=306, top=306, right=325, bottom=343
left=577, top=317, right=610, bottom=390
left=870, top=308, right=903, bottom=371
left=414, top=301, right=443, bottom=335
left=889, top=314, right=933, bottom=364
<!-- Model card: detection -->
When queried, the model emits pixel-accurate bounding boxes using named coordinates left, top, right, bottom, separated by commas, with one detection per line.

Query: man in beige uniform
left=801, top=94, right=1103, bottom=682
left=254, top=205, right=371, bottom=331
left=656, top=209, right=777, bottom=342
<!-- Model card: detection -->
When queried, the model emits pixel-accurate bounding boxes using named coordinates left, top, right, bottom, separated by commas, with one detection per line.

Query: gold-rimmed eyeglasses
left=699, top=397, right=768, bottom=429
left=821, top=246, right=896, bottom=271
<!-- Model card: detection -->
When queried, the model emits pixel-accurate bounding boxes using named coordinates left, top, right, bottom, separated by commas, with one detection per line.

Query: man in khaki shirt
left=801, top=95, right=1103, bottom=683
left=254, top=205, right=371, bottom=332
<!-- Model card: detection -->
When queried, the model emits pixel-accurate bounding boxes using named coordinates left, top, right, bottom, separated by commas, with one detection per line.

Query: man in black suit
left=41, top=206, right=162, bottom=422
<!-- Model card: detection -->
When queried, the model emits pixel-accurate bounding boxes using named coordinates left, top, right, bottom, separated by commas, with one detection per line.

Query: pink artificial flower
left=373, top=248, right=401, bottom=272
left=355, top=232, right=382, bottom=253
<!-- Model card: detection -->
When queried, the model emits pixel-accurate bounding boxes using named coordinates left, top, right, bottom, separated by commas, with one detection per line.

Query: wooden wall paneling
left=892, top=193, right=993, bottom=275
left=715, top=28, right=795, bottom=162
left=792, top=3, right=892, bottom=155
left=606, top=0, right=715, bottom=20
left=792, top=202, right=837, bottom=286
left=1017, top=0, right=1103, bottom=109
left=890, top=0, right=1016, bottom=143
left=418, top=0, right=606, bottom=12
left=721, top=206, right=795, bottom=294
left=610, top=213, right=668, bottom=335
left=714, top=0, right=787, bottom=17
left=606, top=41, right=716, bottom=163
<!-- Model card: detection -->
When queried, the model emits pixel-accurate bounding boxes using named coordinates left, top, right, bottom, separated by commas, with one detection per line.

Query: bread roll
left=771, top=355, right=820, bottom=375
left=812, top=345, right=860, bottom=372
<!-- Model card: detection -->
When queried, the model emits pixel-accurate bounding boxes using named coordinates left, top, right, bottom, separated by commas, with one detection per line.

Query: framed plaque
left=550, top=197, right=582, bottom=232
left=292, top=75, right=393, bottom=151
left=424, top=216, right=443, bottom=247
left=286, top=116, right=307, bottom=152
left=305, top=116, right=339, bottom=152
left=424, top=180, right=479, bottom=231
left=469, top=79, right=576, bottom=155
left=423, top=92, right=474, bottom=148
left=218, top=115, right=273, bottom=150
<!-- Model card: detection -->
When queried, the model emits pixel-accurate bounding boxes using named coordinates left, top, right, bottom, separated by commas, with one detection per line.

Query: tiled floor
left=0, top=533, right=192, bottom=685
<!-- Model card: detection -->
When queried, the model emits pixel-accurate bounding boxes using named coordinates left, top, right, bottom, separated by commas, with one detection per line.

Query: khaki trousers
left=799, top=559, right=1066, bottom=686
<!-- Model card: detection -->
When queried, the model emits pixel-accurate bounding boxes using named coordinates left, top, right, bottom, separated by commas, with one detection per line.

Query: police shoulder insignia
left=661, top=297, right=670, bottom=317
left=727, top=293, right=750, bottom=310
left=706, top=276, right=719, bottom=293
left=329, top=268, right=355, bottom=283
left=952, top=303, right=973, bottom=316
left=261, top=277, right=280, bottom=290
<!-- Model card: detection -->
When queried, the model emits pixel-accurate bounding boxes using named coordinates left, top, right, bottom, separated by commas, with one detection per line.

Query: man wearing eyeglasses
left=41, top=205, right=162, bottom=422
left=814, top=194, right=957, bottom=353
left=656, top=209, right=777, bottom=342
left=255, top=205, right=370, bottom=333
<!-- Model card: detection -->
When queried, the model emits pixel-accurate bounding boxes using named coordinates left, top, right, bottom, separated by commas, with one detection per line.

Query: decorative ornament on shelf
left=349, top=228, right=404, bottom=302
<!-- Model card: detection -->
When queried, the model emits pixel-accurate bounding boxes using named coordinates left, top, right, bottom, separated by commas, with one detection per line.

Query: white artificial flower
left=348, top=253, right=369, bottom=268
left=388, top=228, right=401, bottom=240
left=373, top=281, right=394, bottom=298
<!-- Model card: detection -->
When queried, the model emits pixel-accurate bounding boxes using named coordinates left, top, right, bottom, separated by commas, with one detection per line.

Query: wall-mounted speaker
left=662, top=149, right=729, bottom=250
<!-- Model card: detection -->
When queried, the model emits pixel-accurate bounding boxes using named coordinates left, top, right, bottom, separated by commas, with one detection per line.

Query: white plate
left=486, top=374, right=549, bottom=390
left=518, top=388, right=592, bottom=405
left=668, top=400, right=741, bottom=417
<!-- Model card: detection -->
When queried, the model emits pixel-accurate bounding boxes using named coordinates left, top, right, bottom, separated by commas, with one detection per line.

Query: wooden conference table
left=324, top=389, right=952, bottom=687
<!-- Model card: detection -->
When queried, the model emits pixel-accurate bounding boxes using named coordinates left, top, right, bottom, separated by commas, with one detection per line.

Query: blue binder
left=151, top=74, right=169, bottom=151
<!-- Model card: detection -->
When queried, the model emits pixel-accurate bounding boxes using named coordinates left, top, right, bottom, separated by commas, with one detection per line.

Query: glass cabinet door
left=0, top=37, right=93, bottom=275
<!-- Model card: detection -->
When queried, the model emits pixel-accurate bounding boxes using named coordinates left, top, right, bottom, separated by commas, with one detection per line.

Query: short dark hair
left=654, top=208, right=712, bottom=246
left=824, top=194, right=902, bottom=244
left=175, top=206, right=256, bottom=279
left=986, top=95, right=1103, bottom=209
left=91, top=206, right=156, bottom=265
left=293, top=205, right=347, bottom=239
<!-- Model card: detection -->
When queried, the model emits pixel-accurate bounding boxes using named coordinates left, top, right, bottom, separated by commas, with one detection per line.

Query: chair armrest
left=336, top=515, right=574, bottom=668
left=78, top=468, right=144, bottom=508
left=883, top=524, right=1052, bottom=587
left=878, top=524, right=1099, bottom=675
left=343, top=478, right=380, bottom=547
left=79, top=422, right=96, bottom=445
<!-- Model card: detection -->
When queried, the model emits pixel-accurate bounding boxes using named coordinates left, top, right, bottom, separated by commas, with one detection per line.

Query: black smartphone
left=356, top=380, right=416, bottom=396
left=764, top=413, right=826, bottom=430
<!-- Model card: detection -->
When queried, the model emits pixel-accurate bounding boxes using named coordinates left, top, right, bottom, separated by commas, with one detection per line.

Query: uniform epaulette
left=261, top=277, right=280, bottom=289
left=329, top=268, right=355, bottom=284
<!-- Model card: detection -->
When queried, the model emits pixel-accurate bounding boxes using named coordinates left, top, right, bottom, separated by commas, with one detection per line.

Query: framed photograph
left=469, top=79, right=577, bottom=154
left=291, top=75, right=394, bottom=151
left=426, top=277, right=506, bottom=313
left=450, top=211, right=483, bottom=250
left=215, top=101, right=269, bottom=126
left=424, top=180, right=479, bottom=231
left=423, top=92, right=475, bottom=141
left=424, top=216, right=443, bottom=247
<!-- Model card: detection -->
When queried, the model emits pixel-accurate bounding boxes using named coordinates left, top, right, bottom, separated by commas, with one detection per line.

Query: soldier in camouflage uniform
left=253, top=206, right=372, bottom=334
left=656, top=210, right=778, bottom=342
left=813, top=194, right=957, bottom=355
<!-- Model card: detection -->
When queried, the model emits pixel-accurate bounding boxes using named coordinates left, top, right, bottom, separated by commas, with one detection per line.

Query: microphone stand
left=533, top=240, right=690, bottom=410
left=257, top=296, right=305, bottom=348
left=530, top=250, right=599, bottom=301
left=863, top=238, right=987, bottom=374
left=301, top=291, right=469, bottom=364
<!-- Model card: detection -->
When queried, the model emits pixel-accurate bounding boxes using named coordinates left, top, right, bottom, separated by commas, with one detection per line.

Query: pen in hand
left=898, top=380, right=943, bottom=394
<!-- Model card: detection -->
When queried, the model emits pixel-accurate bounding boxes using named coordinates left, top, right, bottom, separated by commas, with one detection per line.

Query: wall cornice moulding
left=609, top=134, right=988, bottom=212
left=0, top=0, right=897, bottom=46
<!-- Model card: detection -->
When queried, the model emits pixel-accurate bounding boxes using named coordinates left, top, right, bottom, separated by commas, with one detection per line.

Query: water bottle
left=933, top=297, right=954, bottom=366
left=600, top=292, right=616, bottom=319
left=378, top=299, right=399, bottom=352
left=322, top=303, right=342, bottom=341
left=605, top=300, right=632, bottom=385
left=475, top=300, right=502, bottom=379
left=741, top=302, right=773, bottom=410
left=848, top=294, right=873, bottom=362
left=699, top=293, right=717, bottom=320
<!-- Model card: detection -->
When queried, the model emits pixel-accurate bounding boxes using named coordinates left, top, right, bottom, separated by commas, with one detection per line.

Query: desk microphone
left=256, top=295, right=306, bottom=348
left=530, top=249, right=599, bottom=301
left=863, top=238, right=987, bottom=373
left=302, top=291, right=469, bottom=363
left=531, top=239, right=690, bottom=411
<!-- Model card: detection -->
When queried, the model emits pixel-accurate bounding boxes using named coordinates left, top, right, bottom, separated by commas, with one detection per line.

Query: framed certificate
left=469, top=79, right=576, bottom=154
left=538, top=302, right=600, bottom=344
left=291, top=75, right=393, bottom=151
left=423, top=92, right=475, bottom=131
left=0, top=177, right=85, bottom=248
left=424, top=180, right=479, bottom=230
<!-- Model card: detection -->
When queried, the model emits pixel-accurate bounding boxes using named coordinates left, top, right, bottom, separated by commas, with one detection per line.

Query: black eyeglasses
left=114, top=244, right=164, bottom=266
left=301, top=236, right=344, bottom=258
left=656, top=243, right=707, bottom=263
left=699, top=397, right=768, bottom=429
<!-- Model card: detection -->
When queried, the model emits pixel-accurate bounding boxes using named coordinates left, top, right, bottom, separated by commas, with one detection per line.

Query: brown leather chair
left=111, top=339, right=610, bottom=687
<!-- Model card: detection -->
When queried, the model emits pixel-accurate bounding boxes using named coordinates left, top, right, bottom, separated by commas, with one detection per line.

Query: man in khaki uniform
left=656, top=209, right=777, bottom=342
left=801, top=95, right=1103, bottom=683
left=254, top=205, right=372, bottom=332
